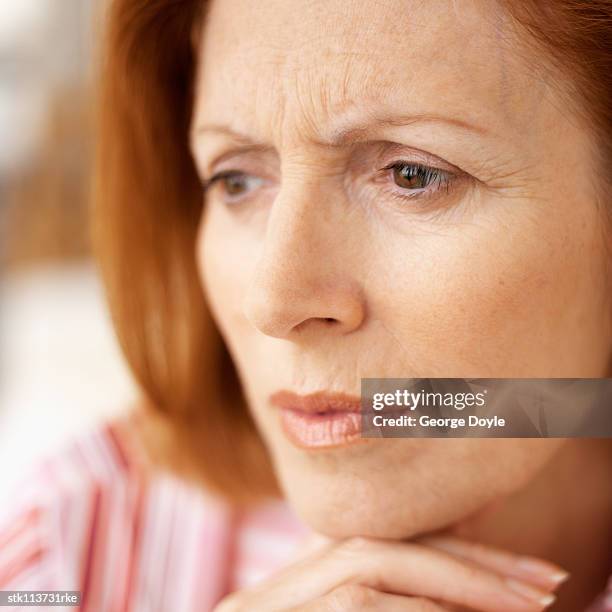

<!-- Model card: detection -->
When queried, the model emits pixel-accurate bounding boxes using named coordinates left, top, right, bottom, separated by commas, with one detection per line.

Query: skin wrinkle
left=493, top=5, right=513, bottom=121
left=191, top=1, right=612, bottom=604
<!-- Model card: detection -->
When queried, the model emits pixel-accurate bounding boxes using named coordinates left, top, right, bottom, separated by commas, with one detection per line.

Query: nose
left=243, top=181, right=366, bottom=340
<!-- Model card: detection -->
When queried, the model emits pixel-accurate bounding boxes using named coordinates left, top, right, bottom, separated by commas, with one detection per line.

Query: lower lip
left=278, top=408, right=362, bottom=449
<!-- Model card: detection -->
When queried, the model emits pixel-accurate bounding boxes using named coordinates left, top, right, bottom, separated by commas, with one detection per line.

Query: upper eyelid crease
left=192, top=128, right=467, bottom=178
left=197, top=143, right=275, bottom=177
left=206, top=163, right=455, bottom=204
left=196, top=142, right=461, bottom=186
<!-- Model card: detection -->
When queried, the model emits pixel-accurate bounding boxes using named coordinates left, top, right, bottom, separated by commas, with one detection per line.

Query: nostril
left=324, top=317, right=336, bottom=323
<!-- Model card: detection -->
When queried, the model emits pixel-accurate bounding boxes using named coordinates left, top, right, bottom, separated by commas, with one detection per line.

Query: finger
left=294, top=532, right=335, bottom=560
left=220, top=536, right=557, bottom=612
left=418, top=535, right=569, bottom=591
left=328, top=538, right=557, bottom=611
left=291, top=584, right=447, bottom=611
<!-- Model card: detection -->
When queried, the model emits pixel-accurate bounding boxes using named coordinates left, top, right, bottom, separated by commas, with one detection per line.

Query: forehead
left=193, top=0, right=543, bottom=143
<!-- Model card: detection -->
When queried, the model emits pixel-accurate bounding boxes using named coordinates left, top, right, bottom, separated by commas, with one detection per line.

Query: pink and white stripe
left=0, top=418, right=309, bottom=611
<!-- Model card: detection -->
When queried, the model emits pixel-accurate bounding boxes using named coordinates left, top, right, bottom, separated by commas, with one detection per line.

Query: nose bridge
left=243, top=167, right=365, bottom=338
left=256, top=171, right=340, bottom=299
left=274, top=170, right=330, bottom=255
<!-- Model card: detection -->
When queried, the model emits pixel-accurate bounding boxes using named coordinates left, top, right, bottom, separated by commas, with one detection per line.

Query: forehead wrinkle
left=289, top=49, right=410, bottom=145
left=197, top=0, right=549, bottom=155
left=262, top=53, right=370, bottom=149
left=251, top=40, right=361, bottom=147
left=286, top=62, right=328, bottom=146
left=215, top=4, right=411, bottom=146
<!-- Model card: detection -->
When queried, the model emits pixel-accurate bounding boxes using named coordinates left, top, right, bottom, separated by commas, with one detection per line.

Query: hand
left=213, top=534, right=568, bottom=611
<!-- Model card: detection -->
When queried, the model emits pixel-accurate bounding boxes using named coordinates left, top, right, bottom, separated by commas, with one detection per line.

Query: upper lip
left=270, top=390, right=361, bottom=414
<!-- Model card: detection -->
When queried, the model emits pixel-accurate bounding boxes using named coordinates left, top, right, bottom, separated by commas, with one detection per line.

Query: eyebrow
left=193, top=112, right=489, bottom=148
left=328, top=112, right=490, bottom=145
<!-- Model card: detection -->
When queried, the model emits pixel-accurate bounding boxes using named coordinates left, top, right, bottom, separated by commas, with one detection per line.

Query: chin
left=269, top=435, right=565, bottom=542
left=277, top=470, right=474, bottom=541
left=272, top=442, right=560, bottom=541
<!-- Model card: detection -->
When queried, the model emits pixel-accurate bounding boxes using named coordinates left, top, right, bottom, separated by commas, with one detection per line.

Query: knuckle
left=333, top=537, right=385, bottom=587
left=338, top=535, right=375, bottom=554
left=323, top=584, right=377, bottom=610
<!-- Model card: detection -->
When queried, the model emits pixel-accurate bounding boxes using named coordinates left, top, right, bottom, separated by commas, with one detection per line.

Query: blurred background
left=0, top=0, right=137, bottom=494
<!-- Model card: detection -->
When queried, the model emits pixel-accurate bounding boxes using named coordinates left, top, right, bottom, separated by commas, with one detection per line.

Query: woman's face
left=190, top=0, right=611, bottom=538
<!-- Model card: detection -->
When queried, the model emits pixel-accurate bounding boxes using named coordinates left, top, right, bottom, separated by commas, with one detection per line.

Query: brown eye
left=222, top=172, right=250, bottom=195
left=205, top=170, right=264, bottom=201
left=391, top=163, right=443, bottom=190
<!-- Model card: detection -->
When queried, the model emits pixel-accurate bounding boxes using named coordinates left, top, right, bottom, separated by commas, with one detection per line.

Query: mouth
left=269, top=390, right=364, bottom=450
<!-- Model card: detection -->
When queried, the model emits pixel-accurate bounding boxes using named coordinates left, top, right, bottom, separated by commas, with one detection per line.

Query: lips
left=269, top=390, right=363, bottom=449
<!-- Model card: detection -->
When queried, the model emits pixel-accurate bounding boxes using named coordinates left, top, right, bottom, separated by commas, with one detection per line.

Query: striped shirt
left=0, top=415, right=310, bottom=611
left=0, top=415, right=610, bottom=611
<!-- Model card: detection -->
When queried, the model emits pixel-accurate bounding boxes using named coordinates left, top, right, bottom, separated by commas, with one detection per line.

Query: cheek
left=197, top=180, right=610, bottom=381
left=370, top=199, right=609, bottom=377
left=196, top=204, right=258, bottom=352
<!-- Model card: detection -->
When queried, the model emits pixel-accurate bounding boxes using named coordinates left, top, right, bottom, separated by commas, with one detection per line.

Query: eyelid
left=376, top=143, right=463, bottom=175
left=382, top=159, right=455, bottom=177
left=378, top=162, right=454, bottom=194
left=200, top=144, right=276, bottom=179
left=203, top=169, right=245, bottom=190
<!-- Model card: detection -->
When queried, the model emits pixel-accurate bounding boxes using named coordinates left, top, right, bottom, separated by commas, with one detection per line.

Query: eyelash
left=203, top=162, right=456, bottom=204
left=377, top=161, right=454, bottom=201
left=203, top=170, right=250, bottom=192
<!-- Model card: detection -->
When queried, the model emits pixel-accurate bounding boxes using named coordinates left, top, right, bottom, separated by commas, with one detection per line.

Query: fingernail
left=506, top=577, right=556, bottom=608
left=516, top=556, right=570, bottom=586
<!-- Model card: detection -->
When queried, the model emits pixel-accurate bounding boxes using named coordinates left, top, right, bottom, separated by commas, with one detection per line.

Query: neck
left=450, top=439, right=612, bottom=612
